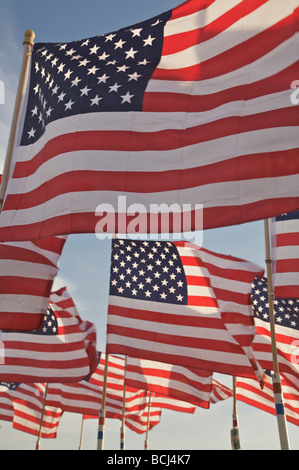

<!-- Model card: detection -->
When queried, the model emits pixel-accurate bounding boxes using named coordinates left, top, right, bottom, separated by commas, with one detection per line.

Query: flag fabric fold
left=106, top=239, right=264, bottom=381
left=270, top=211, right=299, bottom=299
left=0, top=287, right=98, bottom=382
left=0, top=0, right=298, bottom=242
left=0, top=235, right=67, bottom=331
left=46, top=352, right=162, bottom=434
left=125, top=356, right=213, bottom=408
left=0, top=382, right=63, bottom=439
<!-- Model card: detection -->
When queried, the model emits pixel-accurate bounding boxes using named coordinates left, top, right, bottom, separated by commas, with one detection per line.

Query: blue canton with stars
left=21, top=10, right=171, bottom=145
left=251, top=277, right=299, bottom=330
left=109, top=239, right=188, bottom=305
left=0, top=382, right=20, bottom=391
left=31, top=306, right=59, bottom=335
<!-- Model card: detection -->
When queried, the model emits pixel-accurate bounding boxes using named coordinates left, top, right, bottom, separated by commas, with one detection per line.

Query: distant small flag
left=209, top=379, right=233, bottom=404
left=251, top=277, right=299, bottom=377
left=270, top=211, right=299, bottom=299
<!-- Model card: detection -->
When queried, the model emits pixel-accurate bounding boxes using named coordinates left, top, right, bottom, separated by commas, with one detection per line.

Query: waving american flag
left=0, top=0, right=298, bottom=242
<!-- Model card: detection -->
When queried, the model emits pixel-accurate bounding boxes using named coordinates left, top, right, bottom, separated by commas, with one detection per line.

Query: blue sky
left=0, top=0, right=298, bottom=451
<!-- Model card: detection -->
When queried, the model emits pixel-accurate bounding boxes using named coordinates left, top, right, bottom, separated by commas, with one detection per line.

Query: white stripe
left=109, top=294, right=219, bottom=316
left=2, top=173, right=299, bottom=229
left=107, top=333, right=250, bottom=366
left=148, top=34, right=298, bottom=94
left=108, top=311, right=235, bottom=343
left=161, top=1, right=294, bottom=70
left=276, top=245, right=299, bottom=260
left=275, top=219, right=299, bottom=235
left=0, top=294, right=49, bottom=313
left=0, top=259, right=57, bottom=279
left=164, top=0, right=243, bottom=37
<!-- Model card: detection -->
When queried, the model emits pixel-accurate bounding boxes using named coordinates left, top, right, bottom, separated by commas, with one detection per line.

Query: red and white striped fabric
left=125, top=356, right=213, bottom=408
left=270, top=211, right=299, bottom=299
left=0, top=383, right=14, bottom=422
left=210, top=379, right=233, bottom=404
left=107, top=240, right=264, bottom=381
left=0, top=287, right=98, bottom=382
left=150, top=392, right=196, bottom=414
left=47, top=353, right=162, bottom=434
left=0, top=235, right=66, bottom=331
left=236, top=373, right=299, bottom=427
left=0, top=0, right=298, bottom=243
left=9, top=383, right=63, bottom=439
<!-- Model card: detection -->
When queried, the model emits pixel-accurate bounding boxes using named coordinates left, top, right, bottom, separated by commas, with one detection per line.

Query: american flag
left=0, top=382, right=16, bottom=422
left=0, top=0, right=298, bottom=243
left=106, top=239, right=264, bottom=381
left=0, top=287, right=98, bottom=382
left=270, top=211, right=299, bottom=299
left=236, top=371, right=299, bottom=427
left=0, top=235, right=66, bottom=331
left=0, top=382, right=63, bottom=439
left=251, top=277, right=299, bottom=377
left=47, top=352, right=162, bottom=434
left=209, top=379, right=233, bottom=404
left=125, top=356, right=213, bottom=408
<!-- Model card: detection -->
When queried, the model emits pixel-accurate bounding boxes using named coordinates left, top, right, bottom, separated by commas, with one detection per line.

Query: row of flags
left=0, top=0, right=298, bottom=449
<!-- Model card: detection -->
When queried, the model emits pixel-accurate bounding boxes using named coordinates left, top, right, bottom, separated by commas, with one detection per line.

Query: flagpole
left=144, top=392, right=152, bottom=450
left=0, top=29, right=35, bottom=212
left=97, top=352, right=109, bottom=450
left=231, top=377, right=241, bottom=450
left=36, top=383, right=48, bottom=450
left=120, top=355, right=127, bottom=450
left=264, top=218, right=290, bottom=450
left=79, top=415, right=85, bottom=450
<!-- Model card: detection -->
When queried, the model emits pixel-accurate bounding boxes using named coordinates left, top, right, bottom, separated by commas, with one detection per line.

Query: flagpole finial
left=23, top=29, right=35, bottom=46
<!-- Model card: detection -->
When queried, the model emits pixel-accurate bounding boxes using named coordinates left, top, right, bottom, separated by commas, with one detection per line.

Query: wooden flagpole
left=120, top=355, right=128, bottom=450
left=0, top=29, right=35, bottom=212
left=35, top=383, right=48, bottom=450
left=264, top=218, right=290, bottom=450
left=144, top=392, right=152, bottom=450
left=79, top=415, right=85, bottom=450
left=97, top=353, right=109, bottom=450
left=231, top=377, right=241, bottom=450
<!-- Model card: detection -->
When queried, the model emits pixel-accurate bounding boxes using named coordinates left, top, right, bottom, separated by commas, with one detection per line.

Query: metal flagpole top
left=23, top=29, right=35, bottom=47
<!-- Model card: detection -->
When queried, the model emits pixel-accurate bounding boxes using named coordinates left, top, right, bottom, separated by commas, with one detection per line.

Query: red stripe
left=155, top=14, right=296, bottom=81
left=0, top=312, right=44, bottom=331
left=107, top=342, right=256, bottom=379
left=1, top=197, right=299, bottom=242
left=7, top=147, right=299, bottom=211
left=0, top=276, right=53, bottom=296
left=12, top=107, right=298, bottom=179
left=0, top=244, right=56, bottom=267
left=163, top=0, right=269, bottom=56
left=274, top=286, right=299, bottom=298
left=276, top=232, right=299, bottom=247
left=276, top=259, right=299, bottom=273
left=144, top=63, right=297, bottom=112
left=108, top=303, right=225, bottom=329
